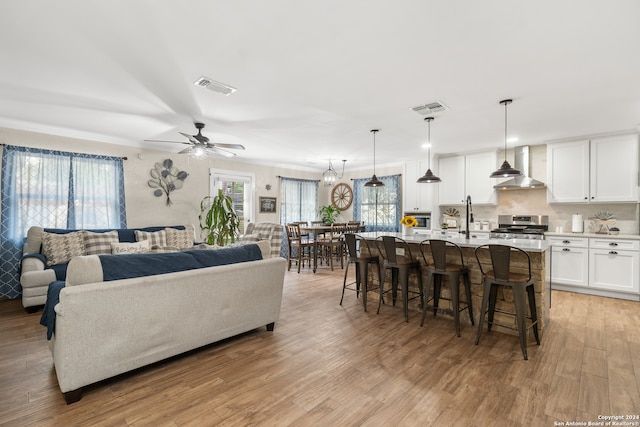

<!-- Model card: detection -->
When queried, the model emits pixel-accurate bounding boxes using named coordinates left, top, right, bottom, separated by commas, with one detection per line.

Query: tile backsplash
left=443, top=187, right=639, bottom=235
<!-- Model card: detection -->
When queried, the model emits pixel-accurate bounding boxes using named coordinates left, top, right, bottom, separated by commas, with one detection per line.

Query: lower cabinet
left=549, top=236, right=640, bottom=300
left=588, top=238, right=640, bottom=294
left=549, top=237, right=589, bottom=287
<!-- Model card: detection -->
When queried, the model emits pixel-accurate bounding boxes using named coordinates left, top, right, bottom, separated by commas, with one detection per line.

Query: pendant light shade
left=417, top=117, right=441, bottom=183
left=365, top=129, right=385, bottom=187
left=490, top=99, right=523, bottom=178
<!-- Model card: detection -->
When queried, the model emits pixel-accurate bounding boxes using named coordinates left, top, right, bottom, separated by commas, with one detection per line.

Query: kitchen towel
left=571, top=214, right=583, bottom=233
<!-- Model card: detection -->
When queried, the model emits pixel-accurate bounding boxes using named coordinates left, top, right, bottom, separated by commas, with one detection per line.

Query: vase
left=402, top=225, right=413, bottom=236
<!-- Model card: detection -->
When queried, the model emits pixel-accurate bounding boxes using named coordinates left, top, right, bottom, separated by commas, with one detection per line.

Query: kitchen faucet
left=465, top=195, right=474, bottom=239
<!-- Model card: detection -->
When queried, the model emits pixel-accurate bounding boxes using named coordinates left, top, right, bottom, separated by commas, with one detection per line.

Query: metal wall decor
left=148, top=159, right=188, bottom=206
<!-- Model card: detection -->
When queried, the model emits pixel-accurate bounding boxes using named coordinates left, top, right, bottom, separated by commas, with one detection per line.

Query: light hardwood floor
left=1, top=265, right=639, bottom=426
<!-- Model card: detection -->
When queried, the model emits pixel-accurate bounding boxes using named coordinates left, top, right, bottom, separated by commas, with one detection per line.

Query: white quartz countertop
left=358, top=231, right=550, bottom=252
left=545, top=232, right=640, bottom=240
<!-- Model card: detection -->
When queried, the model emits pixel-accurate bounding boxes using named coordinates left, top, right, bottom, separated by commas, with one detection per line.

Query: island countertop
left=357, top=231, right=550, bottom=252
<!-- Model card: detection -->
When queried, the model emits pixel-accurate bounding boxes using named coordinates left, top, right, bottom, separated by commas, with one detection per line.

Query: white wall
left=0, top=127, right=321, bottom=236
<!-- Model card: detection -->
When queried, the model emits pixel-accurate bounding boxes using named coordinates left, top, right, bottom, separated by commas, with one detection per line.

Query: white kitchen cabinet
left=547, top=134, right=639, bottom=203
left=548, top=237, right=589, bottom=288
left=403, top=160, right=434, bottom=213
left=438, top=151, right=497, bottom=205
left=589, top=238, right=639, bottom=294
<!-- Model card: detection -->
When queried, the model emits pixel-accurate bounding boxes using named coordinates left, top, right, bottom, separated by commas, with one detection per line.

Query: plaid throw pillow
left=83, top=230, right=119, bottom=255
left=165, top=226, right=195, bottom=249
left=41, top=231, right=86, bottom=266
left=134, top=229, right=167, bottom=248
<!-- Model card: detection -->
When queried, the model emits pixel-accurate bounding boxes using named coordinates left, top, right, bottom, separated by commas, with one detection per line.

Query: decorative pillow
left=111, top=240, right=150, bottom=254
left=134, top=229, right=167, bottom=248
left=41, top=231, right=85, bottom=266
left=165, top=226, right=195, bottom=249
left=83, top=230, right=119, bottom=255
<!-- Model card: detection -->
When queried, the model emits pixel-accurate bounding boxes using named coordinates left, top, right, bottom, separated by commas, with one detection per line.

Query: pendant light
left=365, top=129, right=384, bottom=187
left=490, top=99, right=523, bottom=178
left=323, top=159, right=346, bottom=187
left=417, top=117, right=441, bottom=183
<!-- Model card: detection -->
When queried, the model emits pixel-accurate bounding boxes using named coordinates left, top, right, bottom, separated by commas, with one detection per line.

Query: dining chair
left=285, top=223, right=314, bottom=273
left=341, top=233, right=382, bottom=311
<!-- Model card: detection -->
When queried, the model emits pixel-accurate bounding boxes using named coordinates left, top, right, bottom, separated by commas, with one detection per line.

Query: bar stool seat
left=340, top=233, right=382, bottom=311
left=474, top=244, right=540, bottom=360
left=419, top=239, right=474, bottom=337
left=376, top=236, right=423, bottom=322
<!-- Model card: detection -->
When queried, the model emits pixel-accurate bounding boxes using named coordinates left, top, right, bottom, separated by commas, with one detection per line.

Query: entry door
left=210, top=168, right=255, bottom=234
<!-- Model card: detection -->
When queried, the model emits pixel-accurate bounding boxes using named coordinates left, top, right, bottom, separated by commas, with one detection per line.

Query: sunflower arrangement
left=400, top=215, right=419, bottom=228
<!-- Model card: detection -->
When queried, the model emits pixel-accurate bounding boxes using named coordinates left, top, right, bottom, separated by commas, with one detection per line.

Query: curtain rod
left=0, top=143, right=128, bottom=160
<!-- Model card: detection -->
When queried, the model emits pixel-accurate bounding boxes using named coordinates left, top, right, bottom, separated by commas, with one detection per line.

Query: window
left=0, top=145, right=126, bottom=299
left=353, top=174, right=401, bottom=232
left=279, top=177, right=318, bottom=225
left=210, top=169, right=255, bottom=234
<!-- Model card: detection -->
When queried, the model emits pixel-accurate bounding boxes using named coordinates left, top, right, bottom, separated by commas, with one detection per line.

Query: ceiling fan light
left=417, top=169, right=441, bottom=183
left=186, top=146, right=209, bottom=159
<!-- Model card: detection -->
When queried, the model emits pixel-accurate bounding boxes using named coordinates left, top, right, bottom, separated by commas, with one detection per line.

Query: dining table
left=299, top=225, right=335, bottom=273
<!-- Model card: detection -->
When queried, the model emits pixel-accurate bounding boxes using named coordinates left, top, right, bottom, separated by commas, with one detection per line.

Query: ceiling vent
left=193, top=77, right=237, bottom=96
left=410, top=101, right=448, bottom=115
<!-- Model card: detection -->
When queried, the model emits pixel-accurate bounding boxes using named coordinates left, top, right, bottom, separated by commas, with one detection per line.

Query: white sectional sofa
left=47, top=240, right=287, bottom=403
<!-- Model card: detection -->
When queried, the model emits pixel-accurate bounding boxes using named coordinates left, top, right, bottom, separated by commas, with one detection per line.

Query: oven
left=489, top=215, right=549, bottom=240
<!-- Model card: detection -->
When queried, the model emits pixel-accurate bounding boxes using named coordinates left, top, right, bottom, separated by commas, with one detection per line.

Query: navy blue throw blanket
left=39, top=244, right=263, bottom=339
left=98, top=245, right=263, bottom=281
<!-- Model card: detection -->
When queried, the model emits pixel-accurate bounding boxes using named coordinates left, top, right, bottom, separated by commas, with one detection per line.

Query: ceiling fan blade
left=179, top=132, right=198, bottom=144
left=144, top=139, right=191, bottom=145
left=178, top=147, right=193, bottom=154
left=206, top=146, right=236, bottom=158
left=210, top=143, right=245, bottom=150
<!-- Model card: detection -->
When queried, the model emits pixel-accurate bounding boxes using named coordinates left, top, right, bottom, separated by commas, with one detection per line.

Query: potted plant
left=199, top=189, right=240, bottom=246
left=319, top=204, right=341, bottom=225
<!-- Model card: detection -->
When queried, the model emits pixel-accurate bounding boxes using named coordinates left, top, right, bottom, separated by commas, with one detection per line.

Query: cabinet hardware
left=609, top=242, right=618, bottom=247
left=609, top=251, right=618, bottom=255
left=562, top=240, right=570, bottom=244
left=562, top=248, right=571, bottom=252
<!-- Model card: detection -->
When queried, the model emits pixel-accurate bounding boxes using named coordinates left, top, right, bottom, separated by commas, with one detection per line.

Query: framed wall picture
left=259, top=196, right=277, bottom=213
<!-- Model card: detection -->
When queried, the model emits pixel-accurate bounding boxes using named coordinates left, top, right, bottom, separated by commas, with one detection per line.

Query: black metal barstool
left=419, top=239, right=474, bottom=336
left=474, top=244, right=540, bottom=360
left=376, top=236, right=423, bottom=322
left=340, top=233, right=382, bottom=311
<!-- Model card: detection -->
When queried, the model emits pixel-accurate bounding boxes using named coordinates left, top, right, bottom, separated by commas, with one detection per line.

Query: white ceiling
left=1, top=1, right=639, bottom=173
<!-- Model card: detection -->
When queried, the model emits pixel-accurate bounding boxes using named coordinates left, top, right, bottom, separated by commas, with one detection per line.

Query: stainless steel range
left=490, top=215, right=549, bottom=240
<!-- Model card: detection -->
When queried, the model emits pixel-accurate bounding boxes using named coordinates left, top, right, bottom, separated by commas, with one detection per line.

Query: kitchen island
left=357, top=231, right=550, bottom=335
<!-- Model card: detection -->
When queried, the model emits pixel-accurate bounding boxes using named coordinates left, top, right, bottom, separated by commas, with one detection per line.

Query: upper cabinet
left=438, top=151, right=497, bottom=205
left=403, top=160, right=434, bottom=212
left=547, top=134, right=639, bottom=203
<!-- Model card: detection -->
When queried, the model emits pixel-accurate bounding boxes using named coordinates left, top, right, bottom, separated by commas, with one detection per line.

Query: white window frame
left=209, top=168, right=256, bottom=228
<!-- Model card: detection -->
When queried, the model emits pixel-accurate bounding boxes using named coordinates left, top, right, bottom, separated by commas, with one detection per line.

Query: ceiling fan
left=145, top=122, right=245, bottom=158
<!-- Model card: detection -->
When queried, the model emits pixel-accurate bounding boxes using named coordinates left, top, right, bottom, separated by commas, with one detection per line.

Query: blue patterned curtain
left=353, top=174, right=401, bottom=232
left=0, top=145, right=126, bottom=299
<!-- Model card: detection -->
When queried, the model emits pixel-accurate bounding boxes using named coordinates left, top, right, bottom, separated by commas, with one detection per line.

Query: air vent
left=193, top=77, right=237, bottom=96
left=410, top=101, right=448, bottom=115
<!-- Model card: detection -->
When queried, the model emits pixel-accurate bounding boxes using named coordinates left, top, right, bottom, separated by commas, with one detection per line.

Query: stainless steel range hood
left=493, top=146, right=546, bottom=190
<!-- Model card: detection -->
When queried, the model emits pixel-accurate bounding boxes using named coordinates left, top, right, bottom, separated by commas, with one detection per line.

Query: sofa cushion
left=41, top=231, right=85, bottom=266
left=111, top=240, right=150, bottom=254
left=134, top=229, right=167, bottom=247
left=83, top=231, right=119, bottom=255
left=165, top=225, right=195, bottom=249
left=240, top=233, right=261, bottom=242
